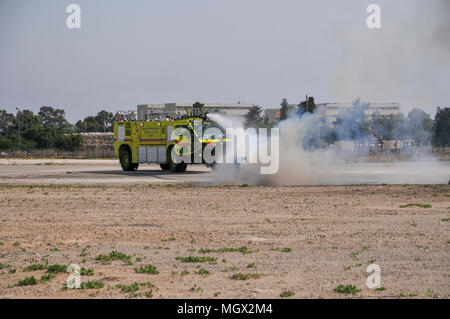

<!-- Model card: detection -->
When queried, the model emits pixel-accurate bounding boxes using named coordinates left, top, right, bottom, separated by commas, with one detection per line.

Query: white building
left=316, top=103, right=400, bottom=123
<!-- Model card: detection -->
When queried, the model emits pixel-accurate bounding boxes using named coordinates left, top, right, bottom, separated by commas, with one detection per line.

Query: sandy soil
left=0, top=182, right=449, bottom=299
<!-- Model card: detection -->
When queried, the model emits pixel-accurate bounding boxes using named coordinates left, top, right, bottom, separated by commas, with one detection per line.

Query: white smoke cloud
left=207, top=112, right=449, bottom=186
left=330, top=0, right=450, bottom=115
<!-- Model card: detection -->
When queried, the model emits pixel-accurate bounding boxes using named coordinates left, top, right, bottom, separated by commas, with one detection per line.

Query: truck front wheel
left=119, top=148, right=135, bottom=171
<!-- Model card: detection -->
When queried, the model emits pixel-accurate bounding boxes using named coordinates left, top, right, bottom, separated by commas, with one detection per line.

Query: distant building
left=264, top=102, right=401, bottom=125
left=137, top=102, right=254, bottom=121
left=263, top=104, right=297, bottom=124
left=316, top=102, right=400, bottom=123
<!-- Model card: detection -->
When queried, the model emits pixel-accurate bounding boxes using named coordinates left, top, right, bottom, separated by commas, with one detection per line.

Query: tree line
left=0, top=103, right=448, bottom=152
left=0, top=106, right=117, bottom=151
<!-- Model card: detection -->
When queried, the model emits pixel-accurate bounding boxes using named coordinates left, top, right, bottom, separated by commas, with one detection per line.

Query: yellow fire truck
left=113, top=107, right=225, bottom=172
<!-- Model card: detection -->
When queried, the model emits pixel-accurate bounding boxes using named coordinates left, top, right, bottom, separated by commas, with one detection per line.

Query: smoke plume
left=331, top=0, right=450, bottom=113
left=207, top=111, right=449, bottom=186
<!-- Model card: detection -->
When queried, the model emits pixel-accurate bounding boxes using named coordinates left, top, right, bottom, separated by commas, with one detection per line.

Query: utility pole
left=16, top=107, right=21, bottom=153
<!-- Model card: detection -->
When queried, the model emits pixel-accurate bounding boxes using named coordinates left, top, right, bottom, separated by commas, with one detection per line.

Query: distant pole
left=16, top=107, right=21, bottom=153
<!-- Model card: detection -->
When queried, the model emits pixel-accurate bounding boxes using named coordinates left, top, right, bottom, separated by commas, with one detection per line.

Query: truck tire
left=168, top=146, right=187, bottom=173
left=171, top=161, right=187, bottom=172
left=119, top=148, right=134, bottom=171
left=160, top=164, right=170, bottom=171
left=132, top=163, right=139, bottom=170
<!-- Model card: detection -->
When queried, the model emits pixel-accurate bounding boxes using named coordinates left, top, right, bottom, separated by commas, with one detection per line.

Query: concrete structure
left=263, top=105, right=297, bottom=124
left=264, top=102, right=400, bottom=125
left=317, top=103, right=400, bottom=123
left=137, top=103, right=254, bottom=121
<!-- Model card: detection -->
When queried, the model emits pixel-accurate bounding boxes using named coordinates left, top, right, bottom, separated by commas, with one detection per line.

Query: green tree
left=96, top=110, right=115, bottom=132
left=406, top=108, right=432, bottom=145
left=432, top=107, right=450, bottom=147
left=371, top=114, right=406, bottom=140
left=75, top=110, right=115, bottom=132
left=0, top=110, right=15, bottom=136
left=16, top=110, right=42, bottom=150
left=244, top=105, right=263, bottom=128
left=280, top=98, right=288, bottom=120
left=54, top=134, right=83, bottom=151
left=38, top=106, right=71, bottom=133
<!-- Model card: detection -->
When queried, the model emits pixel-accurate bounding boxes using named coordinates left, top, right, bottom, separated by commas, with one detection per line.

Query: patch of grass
left=80, top=281, right=104, bottom=289
left=195, top=268, right=210, bottom=276
left=181, top=270, right=190, bottom=276
left=334, top=284, right=361, bottom=295
left=175, top=256, right=217, bottom=263
left=80, top=247, right=89, bottom=257
left=240, top=184, right=249, bottom=187
left=116, top=282, right=140, bottom=293
left=190, top=284, right=203, bottom=292
left=350, top=252, right=359, bottom=261
left=230, top=273, right=261, bottom=280
left=399, top=203, right=431, bottom=208
left=13, top=242, right=20, bottom=247
left=23, top=264, right=47, bottom=272
left=441, top=218, right=449, bottom=222
left=135, top=264, right=159, bottom=275
left=95, top=250, right=132, bottom=265
left=247, top=263, right=256, bottom=269
left=46, top=264, right=67, bottom=273
left=376, top=287, right=386, bottom=291
left=281, top=247, right=292, bottom=253
left=18, top=276, right=38, bottom=286
left=40, top=274, right=55, bottom=283
left=280, top=290, right=295, bottom=297
left=221, top=266, right=237, bottom=272
left=80, top=268, right=94, bottom=276
left=162, top=237, right=176, bottom=242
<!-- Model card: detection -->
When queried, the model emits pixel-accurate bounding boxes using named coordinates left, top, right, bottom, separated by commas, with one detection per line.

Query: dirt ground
left=0, top=181, right=449, bottom=299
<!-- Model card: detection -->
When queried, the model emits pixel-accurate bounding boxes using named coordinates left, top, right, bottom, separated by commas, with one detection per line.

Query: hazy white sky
left=0, top=0, right=449, bottom=122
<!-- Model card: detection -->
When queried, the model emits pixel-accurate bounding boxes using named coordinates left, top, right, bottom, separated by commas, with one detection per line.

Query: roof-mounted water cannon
left=185, top=102, right=208, bottom=120
left=116, top=110, right=137, bottom=122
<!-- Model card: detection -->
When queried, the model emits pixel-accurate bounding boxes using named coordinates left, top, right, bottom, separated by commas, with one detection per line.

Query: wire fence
left=2, top=148, right=117, bottom=159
